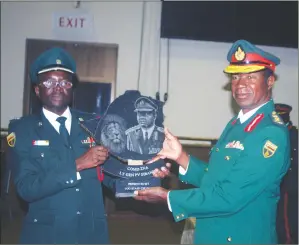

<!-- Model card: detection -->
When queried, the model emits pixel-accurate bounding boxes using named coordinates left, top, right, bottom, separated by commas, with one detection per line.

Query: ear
left=34, top=85, right=40, bottom=98
left=267, top=75, right=275, bottom=90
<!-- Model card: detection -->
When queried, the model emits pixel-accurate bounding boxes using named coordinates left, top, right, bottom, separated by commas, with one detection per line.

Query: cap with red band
left=224, top=39, right=280, bottom=74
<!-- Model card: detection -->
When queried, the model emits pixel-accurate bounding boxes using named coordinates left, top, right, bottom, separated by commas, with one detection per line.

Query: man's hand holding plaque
left=134, top=128, right=190, bottom=203
left=79, top=90, right=168, bottom=198
left=75, top=146, right=109, bottom=171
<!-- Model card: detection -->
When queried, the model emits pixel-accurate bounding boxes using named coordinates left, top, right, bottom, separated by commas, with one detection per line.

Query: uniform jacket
left=7, top=109, right=115, bottom=244
left=276, top=123, right=298, bottom=244
left=169, top=100, right=290, bottom=244
left=125, top=125, right=164, bottom=154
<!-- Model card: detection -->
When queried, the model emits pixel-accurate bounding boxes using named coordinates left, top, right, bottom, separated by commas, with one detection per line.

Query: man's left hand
left=133, top=187, right=169, bottom=203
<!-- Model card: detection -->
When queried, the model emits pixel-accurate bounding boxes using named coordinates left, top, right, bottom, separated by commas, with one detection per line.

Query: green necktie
left=56, top=116, right=70, bottom=146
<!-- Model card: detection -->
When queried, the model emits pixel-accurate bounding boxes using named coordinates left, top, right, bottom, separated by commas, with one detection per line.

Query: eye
left=43, top=79, right=55, bottom=87
left=60, top=80, right=73, bottom=88
left=231, top=75, right=239, bottom=81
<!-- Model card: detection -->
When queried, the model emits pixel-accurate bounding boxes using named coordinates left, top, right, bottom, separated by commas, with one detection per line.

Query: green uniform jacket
left=7, top=109, right=115, bottom=244
left=169, top=100, right=290, bottom=244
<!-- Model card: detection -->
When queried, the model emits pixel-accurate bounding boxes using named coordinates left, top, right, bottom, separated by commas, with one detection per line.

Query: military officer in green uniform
left=134, top=40, right=290, bottom=244
left=125, top=97, right=164, bottom=155
left=275, top=103, right=298, bottom=244
left=6, top=47, right=115, bottom=244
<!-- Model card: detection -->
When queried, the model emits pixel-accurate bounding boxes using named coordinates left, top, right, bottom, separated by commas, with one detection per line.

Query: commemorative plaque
left=79, top=90, right=166, bottom=198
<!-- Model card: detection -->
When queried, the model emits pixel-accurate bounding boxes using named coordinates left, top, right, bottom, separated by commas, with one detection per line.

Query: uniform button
left=69, top=146, right=72, bottom=149
left=204, top=167, right=209, bottom=172
left=33, top=219, right=38, bottom=222
left=227, top=236, right=232, bottom=242
left=225, top=156, right=230, bottom=160
left=70, top=179, right=74, bottom=184
left=77, top=211, right=81, bottom=215
left=291, top=158, right=293, bottom=160
left=76, top=188, right=80, bottom=192
left=216, top=148, right=219, bottom=152
left=176, top=215, right=180, bottom=219
left=294, top=148, right=296, bottom=151
left=181, top=214, right=184, bottom=217
left=66, top=181, right=69, bottom=184
left=41, top=153, right=44, bottom=157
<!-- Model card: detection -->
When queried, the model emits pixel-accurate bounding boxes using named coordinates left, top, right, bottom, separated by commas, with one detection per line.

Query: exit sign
left=52, top=11, right=94, bottom=39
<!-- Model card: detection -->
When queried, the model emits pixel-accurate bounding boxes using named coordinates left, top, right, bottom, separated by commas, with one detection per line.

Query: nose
left=235, top=77, right=248, bottom=87
left=53, top=85, right=63, bottom=92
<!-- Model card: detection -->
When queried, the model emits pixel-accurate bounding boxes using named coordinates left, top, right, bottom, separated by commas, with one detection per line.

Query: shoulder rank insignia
left=7, top=132, right=16, bottom=147
left=245, top=113, right=264, bottom=132
left=271, top=111, right=284, bottom=125
left=263, top=140, right=278, bottom=158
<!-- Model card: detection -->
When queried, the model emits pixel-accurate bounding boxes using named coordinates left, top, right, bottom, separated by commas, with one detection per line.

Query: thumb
left=164, top=127, right=175, bottom=140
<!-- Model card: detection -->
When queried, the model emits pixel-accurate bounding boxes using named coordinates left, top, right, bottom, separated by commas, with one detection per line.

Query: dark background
left=161, top=1, right=298, bottom=48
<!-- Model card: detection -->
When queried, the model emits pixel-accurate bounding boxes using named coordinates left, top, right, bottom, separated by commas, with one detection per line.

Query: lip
left=235, top=93, right=252, bottom=99
left=50, top=95, right=64, bottom=101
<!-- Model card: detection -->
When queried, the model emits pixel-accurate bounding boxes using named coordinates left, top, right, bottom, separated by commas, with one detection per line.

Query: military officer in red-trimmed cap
left=275, top=103, right=298, bottom=244
left=134, top=40, right=290, bottom=244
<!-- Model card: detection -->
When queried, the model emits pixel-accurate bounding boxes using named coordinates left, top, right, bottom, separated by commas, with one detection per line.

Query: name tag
left=225, top=140, right=244, bottom=150
left=32, top=140, right=50, bottom=146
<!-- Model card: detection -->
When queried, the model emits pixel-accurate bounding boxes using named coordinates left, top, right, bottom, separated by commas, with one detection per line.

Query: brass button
left=216, top=148, right=219, bottom=152
left=204, top=167, right=209, bottom=172
left=225, top=156, right=230, bottom=160
left=227, top=236, right=232, bottom=242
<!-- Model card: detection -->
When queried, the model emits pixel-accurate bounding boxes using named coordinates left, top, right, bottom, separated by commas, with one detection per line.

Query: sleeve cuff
left=167, top=191, right=172, bottom=212
left=179, top=158, right=190, bottom=175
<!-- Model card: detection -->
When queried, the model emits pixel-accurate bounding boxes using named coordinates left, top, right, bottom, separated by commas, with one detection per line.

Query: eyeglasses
left=40, top=79, right=73, bottom=89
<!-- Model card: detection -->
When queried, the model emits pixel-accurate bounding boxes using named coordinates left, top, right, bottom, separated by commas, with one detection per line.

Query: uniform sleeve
left=9, top=122, right=80, bottom=203
left=169, top=126, right=290, bottom=222
left=178, top=155, right=208, bottom=187
left=102, top=173, right=116, bottom=191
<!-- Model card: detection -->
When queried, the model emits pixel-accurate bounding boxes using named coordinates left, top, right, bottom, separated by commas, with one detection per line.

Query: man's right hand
left=146, top=128, right=190, bottom=170
left=75, top=146, right=109, bottom=171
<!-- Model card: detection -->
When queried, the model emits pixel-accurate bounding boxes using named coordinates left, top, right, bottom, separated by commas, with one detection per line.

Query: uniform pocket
left=20, top=213, right=56, bottom=244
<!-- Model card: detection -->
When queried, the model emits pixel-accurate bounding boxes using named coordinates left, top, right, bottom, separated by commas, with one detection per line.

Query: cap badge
left=234, top=46, right=245, bottom=61
left=56, top=59, right=62, bottom=64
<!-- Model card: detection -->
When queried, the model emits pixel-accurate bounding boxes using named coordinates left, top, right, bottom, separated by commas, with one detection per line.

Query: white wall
left=1, top=2, right=298, bottom=139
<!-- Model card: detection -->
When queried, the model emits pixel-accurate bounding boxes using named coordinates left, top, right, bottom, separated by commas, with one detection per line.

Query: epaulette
left=72, top=109, right=98, bottom=116
left=244, top=113, right=264, bottom=132
left=72, top=109, right=100, bottom=121
left=9, top=117, right=22, bottom=122
left=8, top=116, right=23, bottom=127
left=271, top=111, right=284, bottom=125
left=156, top=126, right=164, bottom=133
left=125, top=125, right=141, bottom=134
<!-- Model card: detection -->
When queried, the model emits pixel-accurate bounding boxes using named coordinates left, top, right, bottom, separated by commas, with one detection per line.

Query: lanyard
left=89, top=137, right=104, bottom=182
